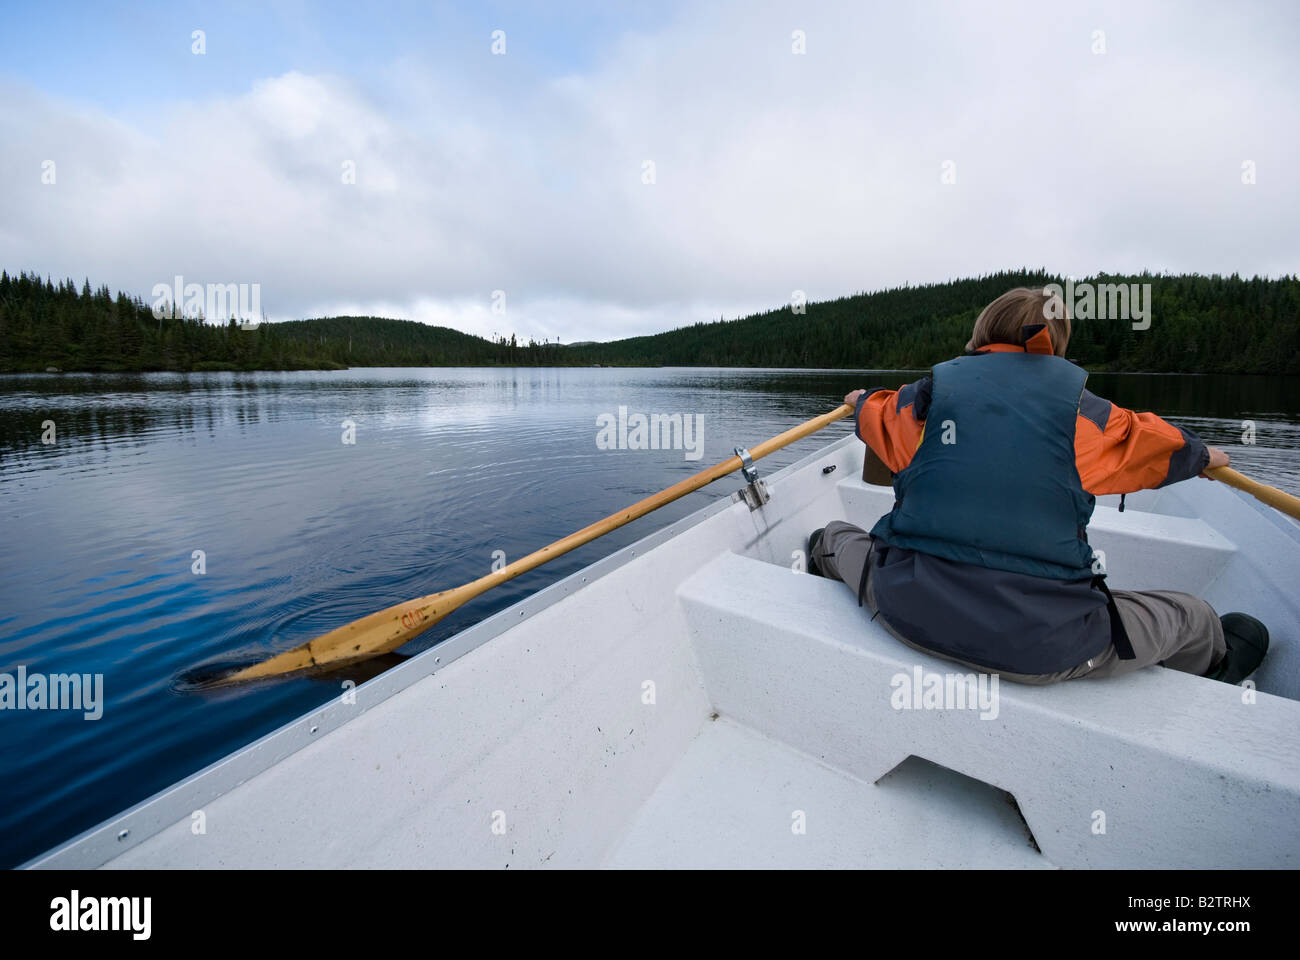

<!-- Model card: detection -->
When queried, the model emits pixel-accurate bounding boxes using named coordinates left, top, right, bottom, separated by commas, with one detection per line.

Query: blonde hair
left=965, top=287, right=1070, bottom=357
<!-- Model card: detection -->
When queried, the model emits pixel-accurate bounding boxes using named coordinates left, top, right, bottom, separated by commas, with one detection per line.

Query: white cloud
left=1, top=0, right=1296, bottom=344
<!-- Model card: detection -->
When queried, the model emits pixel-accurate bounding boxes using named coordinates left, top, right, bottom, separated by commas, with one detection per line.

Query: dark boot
left=1204, top=613, right=1269, bottom=684
left=807, top=528, right=827, bottom=577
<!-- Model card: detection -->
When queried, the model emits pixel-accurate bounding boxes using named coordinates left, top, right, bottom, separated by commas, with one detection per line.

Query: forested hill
left=272, top=315, right=566, bottom=366
left=1, top=268, right=1296, bottom=374
left=563, top=270, right=1300, bottom=373
left=0, top=272, right=561, bottom=372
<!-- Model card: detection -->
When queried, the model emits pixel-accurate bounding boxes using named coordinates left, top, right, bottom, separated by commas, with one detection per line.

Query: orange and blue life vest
left=863, top=324, right=1141, bottom=673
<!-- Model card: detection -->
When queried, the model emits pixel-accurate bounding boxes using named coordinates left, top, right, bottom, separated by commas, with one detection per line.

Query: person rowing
left=810, top=286, right=1269, bottom=684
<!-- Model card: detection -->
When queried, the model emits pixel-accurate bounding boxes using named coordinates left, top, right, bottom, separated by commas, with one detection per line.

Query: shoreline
left=1, top=364, right=1291, bottom=378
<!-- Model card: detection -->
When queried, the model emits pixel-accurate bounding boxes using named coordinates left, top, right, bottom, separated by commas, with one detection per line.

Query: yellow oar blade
left=222, top=587, right=464, bottom=683
left=1207, top=466, right=1300, bottom=522
left=196, top=403, right=855, bottom=687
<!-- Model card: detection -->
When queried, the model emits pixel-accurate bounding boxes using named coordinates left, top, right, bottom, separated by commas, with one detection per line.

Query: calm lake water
left=1, top=366, right=1297, bottom=866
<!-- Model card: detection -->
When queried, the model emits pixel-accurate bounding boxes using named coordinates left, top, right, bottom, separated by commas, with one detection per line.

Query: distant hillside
left=0, top=273, right=557, bottom=372
left=272, top=315, right=562, bottom=366
left=1, top=268, right=1295, bottom=374
left=562, top=270, right=1300, bottom=374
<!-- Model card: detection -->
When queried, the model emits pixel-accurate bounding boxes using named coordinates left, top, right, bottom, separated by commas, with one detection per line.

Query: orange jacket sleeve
left=854, top=379, right=929, bottom=474
left=1074, top=390, right=1210, bottom=495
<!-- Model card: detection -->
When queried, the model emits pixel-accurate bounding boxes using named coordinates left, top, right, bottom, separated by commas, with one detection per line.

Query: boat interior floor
left=604, top=717, right=1048, bottom=868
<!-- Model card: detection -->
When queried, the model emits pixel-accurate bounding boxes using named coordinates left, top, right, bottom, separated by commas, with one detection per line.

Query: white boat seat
left=836, top=476, right=1238, bottom=594
left=677, top=549, right=1300, bottom=868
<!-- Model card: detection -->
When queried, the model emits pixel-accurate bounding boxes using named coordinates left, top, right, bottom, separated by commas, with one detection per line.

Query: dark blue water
left=1, top=366, right=1297, bottom=867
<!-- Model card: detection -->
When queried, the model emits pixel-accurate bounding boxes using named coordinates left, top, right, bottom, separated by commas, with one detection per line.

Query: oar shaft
left=457, top=403, right=855, bottom=606
left=1207, top=466, right=1300, bottom=521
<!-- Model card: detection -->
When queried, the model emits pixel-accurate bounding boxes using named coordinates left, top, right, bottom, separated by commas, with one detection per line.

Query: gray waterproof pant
left=813, top=520, right=1226, bottom=684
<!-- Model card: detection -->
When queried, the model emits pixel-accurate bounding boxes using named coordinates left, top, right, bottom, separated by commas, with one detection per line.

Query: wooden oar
left=1207, top=466, right=1300, bottom=522
left=210, top=403, right=855, bottom=685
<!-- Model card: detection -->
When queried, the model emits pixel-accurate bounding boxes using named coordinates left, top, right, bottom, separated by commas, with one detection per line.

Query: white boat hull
left=28, top=435, right=1300, bottom=869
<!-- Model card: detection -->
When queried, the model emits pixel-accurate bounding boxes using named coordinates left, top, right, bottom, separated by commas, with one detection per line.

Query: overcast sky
left=2, top=0, right=1297, bottom=343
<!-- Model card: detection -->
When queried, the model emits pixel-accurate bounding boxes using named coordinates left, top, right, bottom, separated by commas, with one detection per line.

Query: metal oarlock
left=731, top=445, right=770, bottom=510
